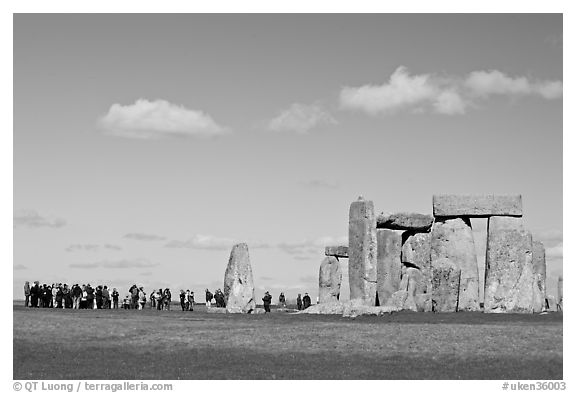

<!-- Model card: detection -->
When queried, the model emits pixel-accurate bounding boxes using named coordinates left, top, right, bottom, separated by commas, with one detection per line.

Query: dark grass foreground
left=13, top=305, right=562, bottom=380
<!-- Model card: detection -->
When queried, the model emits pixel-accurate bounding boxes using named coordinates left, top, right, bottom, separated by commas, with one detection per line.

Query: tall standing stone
left=485, top=217, right=534, bottom=313
left=376, top=229, right=402, bottom=306
left=431, top=258, right=461, bottom=312
left=319, top=256, right=342, bottom=303
left=532, top=241, right=546, bottom=313
left=223, top=243, right=256, bottom=313
left=402, top=231, right=432, bottom=311
left=348, top=197, right=377, bottom=306
left=430, top=217, right=480, bottom=312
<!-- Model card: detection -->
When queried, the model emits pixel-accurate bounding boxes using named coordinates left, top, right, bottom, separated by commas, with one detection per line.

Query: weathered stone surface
left=325, top=246, right=349, bottom=258
left=384, top=266, right=419, bottom=311
left=223, top=243, right=256, bottom=314
left=402, top=231, right=432, bottom=311
left=430, top=218, right=480, bottom=311
left=431, top=258, right=461, bottom=312
left=484, top=217, right=534, bottom=313
left=300, top=302, right=345, bottom=315
left=532, top=241, right=546, bottom=313
left=377, top=212, right=434, bottom=231
left=342, top=299, right=399, bottom=318
left=319, top=256, right=342, bottom=303
left=300, top=299, right=399, bottom=316
left=376, top=229, right=402, bottom=307
left=433, top=195, right=523, bottom=217
left=348, top=197, right=377, bottom=306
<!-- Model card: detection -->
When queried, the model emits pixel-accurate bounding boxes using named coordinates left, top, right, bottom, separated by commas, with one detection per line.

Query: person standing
left=24, top=281, right=31, bottom=307
left=102, top=286, right=110, bottom=309
left=205, top=289, right=213, bottom=308
left=55, top=285, right=64, bottom=308
left=63, top=284, right=72, bottom=308
left=85, top=284, right=95, bottom=310
left=163, top=288, right=171, bottom=311
left=130, top=285, right=139, bottom=310
left=30, top=281, right=40, bottom=308
left=262, top=291, right=272, bottom=313
left=296, top=294, right=302, bottom=311
left=138, top=287, right=146, bottom=310
left=187, top=291, right=194, bottom=311
left=303, top=293, right=311, bottom=309
left=111, top=288, right=119, bottom=309
left=278, top=292, right=286, bottom=308
left=72, top=284, right=82, bottom=309
left=180, top=290, right=186, bottom=311
left=51, top=284, right=58, bottom=308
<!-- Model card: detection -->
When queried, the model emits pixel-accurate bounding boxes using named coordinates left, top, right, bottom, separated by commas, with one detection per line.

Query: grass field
left=13, top=304, right=562, bottom=380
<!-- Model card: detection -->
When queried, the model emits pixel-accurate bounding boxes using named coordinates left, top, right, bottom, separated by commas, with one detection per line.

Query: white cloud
left=66, top=244, right=122, bottom=252
left=433, top=89, right=467, bottom=115
left=268, top=103, right=337, bottom=134
left=465, top=70, right=562, bottom=100
left=98, top=99, right=229, bottom=139
left=546, top=242, right=563, bottom=259
left=124, top=233, right=167, bottom=242
left=340, top=66, right=562, bottom=116
left=165, top=235, right=270, bottom=251
left=14, top=210, right=66, bottom=229
left=277, top=235, right=348, bottom=256
left=69, top=258, right=158, bottom=269
left=14, top=264, right=27, bottom=270
left=301, top=179, right=339, bottom=189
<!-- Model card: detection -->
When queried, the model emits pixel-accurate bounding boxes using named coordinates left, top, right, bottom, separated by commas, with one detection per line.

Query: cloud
left=98, top=99, right=229, bottom=139
left=340, top=66, right=562, bottom=116
left=65, top=244, right=123, bottom=252
left=277, top=235, right=348, bottom=257
left=267, top=103, right=337, bottom=134
left=546, top=242, right=563, bottom=259
left=299, top=275, right=318, bottom=285
left=464, top=70, right=562, bottom=99
left=14, top=210, right=66, bottom=229
left=69, top=258, right=159, bottom=269
left=300, top=179, right=339, bottom=189
left=165, top=235, right=271, bottom=251
left=123, top=233, right=167, bottom=242
left=14, top=264, right=27, bottom=270
left=532, top=228, right=563, bottom=249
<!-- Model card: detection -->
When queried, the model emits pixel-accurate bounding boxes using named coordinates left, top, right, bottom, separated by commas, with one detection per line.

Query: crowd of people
left=23, top=281, right=313, bottom=312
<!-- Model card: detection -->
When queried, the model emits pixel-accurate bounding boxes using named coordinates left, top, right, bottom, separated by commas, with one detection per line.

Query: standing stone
left=431, top=258, right=461, bottom=312
left=433, top=195, right=523, bottom=217
left=376, top=229, right=402, bottom=306
left=348, top=197, right=378, bottom=305
left=384, top=266, right=419, bottom=311
left=402, top=231, right=432, bottom=311
left=430, top=218, right=480, bottom=311
left=484, top=217, right=534, bottom=313
left=319, top=256, right=342, bottom=303
left=532, top=241, right=546, bottom=313
left=223, top=243, right=256, bottom=313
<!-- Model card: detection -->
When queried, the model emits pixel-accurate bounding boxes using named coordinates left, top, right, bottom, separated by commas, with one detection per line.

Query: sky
left=13, top=14, right=563, bottom=303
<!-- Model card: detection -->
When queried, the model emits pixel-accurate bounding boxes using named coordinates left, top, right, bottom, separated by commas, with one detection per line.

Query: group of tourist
left=23, top=281, right=313, bottom=312
left=204, top=288, right=226, bottom=308
left=23, top=281, right=121, bottom=309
